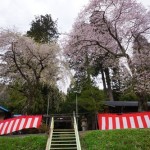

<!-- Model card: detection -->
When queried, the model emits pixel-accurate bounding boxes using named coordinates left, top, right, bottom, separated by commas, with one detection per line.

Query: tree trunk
left=91, top=113, right=97, bottom=130
left=138, top=94, right=148, bottom=112
left=104, top=68, right=114, bottom=101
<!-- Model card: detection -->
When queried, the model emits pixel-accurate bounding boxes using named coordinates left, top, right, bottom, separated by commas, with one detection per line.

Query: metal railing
left=73, top=113, right=81, bottom=150
left=45, top=117, right=54, bottom=150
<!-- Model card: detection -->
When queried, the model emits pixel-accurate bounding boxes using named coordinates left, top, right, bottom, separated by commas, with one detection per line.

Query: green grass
left=1, top=129, right=150, bottom=150
left=0, top=134, right=47, bottom=150
left=80, top=129, right=150, bottom=150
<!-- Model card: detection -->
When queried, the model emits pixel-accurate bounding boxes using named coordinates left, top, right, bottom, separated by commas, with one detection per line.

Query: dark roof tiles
left=0, top=106, right=9, bottom=112
left=104, top=101, right=150, bottom=107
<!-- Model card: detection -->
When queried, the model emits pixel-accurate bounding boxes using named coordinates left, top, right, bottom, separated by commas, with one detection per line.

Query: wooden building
left=0, top=106, right=11, bottom=120
left=104, top=101, right=150, bottom=113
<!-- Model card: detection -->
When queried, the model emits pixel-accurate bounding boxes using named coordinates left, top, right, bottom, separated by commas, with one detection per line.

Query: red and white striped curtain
left=98, top=112, right=150, bottom=130
left=0, top=115, right=42, bottom=135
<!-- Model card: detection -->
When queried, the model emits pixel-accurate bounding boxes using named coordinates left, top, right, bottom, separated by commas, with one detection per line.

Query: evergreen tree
left=27, top=14, right=59, bottom=43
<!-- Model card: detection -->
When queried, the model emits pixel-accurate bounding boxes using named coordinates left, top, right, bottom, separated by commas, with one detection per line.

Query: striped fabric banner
left=98, top=112, right=150, bottom=130
left=0, top=115, right=42, bottom=135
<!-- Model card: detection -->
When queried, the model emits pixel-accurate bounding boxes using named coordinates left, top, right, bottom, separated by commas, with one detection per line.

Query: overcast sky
left=0, top=0, right=89, bottom=33
left=0, top=0, right=150, bottom=34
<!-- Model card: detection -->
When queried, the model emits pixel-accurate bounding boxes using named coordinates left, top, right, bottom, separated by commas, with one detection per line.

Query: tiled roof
left=104, top=101, right=150, bottom=107
left=0, top=106, right=9, bottom=112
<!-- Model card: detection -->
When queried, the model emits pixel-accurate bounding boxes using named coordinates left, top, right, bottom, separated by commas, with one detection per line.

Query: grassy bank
left=80, top=129, right=150, bottom=150
left=0, top=134, right=47, bottom=150
left=1, top=129, right=150, bottom=150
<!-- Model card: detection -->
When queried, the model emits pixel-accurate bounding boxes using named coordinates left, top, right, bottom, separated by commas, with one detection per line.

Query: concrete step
left=52, top=137, right=76, bottom=139
left=51, top=144, right=76, bottom=146
left=53, top=132, right=75, bottom=133
left=52, top=134, right=75, bottom=137
left=51, top=140, right=76, bottom=143
left=50, top=148, right=77, bottom=149
left=53, top=129, right=74, bottom=131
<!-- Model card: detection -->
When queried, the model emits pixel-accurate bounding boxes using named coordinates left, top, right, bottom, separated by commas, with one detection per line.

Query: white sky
left=0, top=0, right=89, bottom=34
left=0, top=0, right=149, bottom=34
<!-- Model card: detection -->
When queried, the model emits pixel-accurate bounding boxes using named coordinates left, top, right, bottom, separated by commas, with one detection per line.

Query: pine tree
left=27, top=14, right=59, bottom=43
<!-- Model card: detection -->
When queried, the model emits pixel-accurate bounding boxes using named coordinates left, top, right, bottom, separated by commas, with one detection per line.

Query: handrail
left=73, top=113, right=81, bottom=150
left=45, top=117, right=54, bottom=150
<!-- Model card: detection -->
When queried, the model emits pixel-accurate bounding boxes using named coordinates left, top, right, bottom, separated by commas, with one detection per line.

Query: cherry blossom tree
left=119, top=34, right=150, bottom=111
left=0, top=29, right=60, bottom=84
left=63, top=0, right=150, bottom=110
left=0, top=29, right=61, bottom=113
left=132, top=35, right=150, bottom=111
